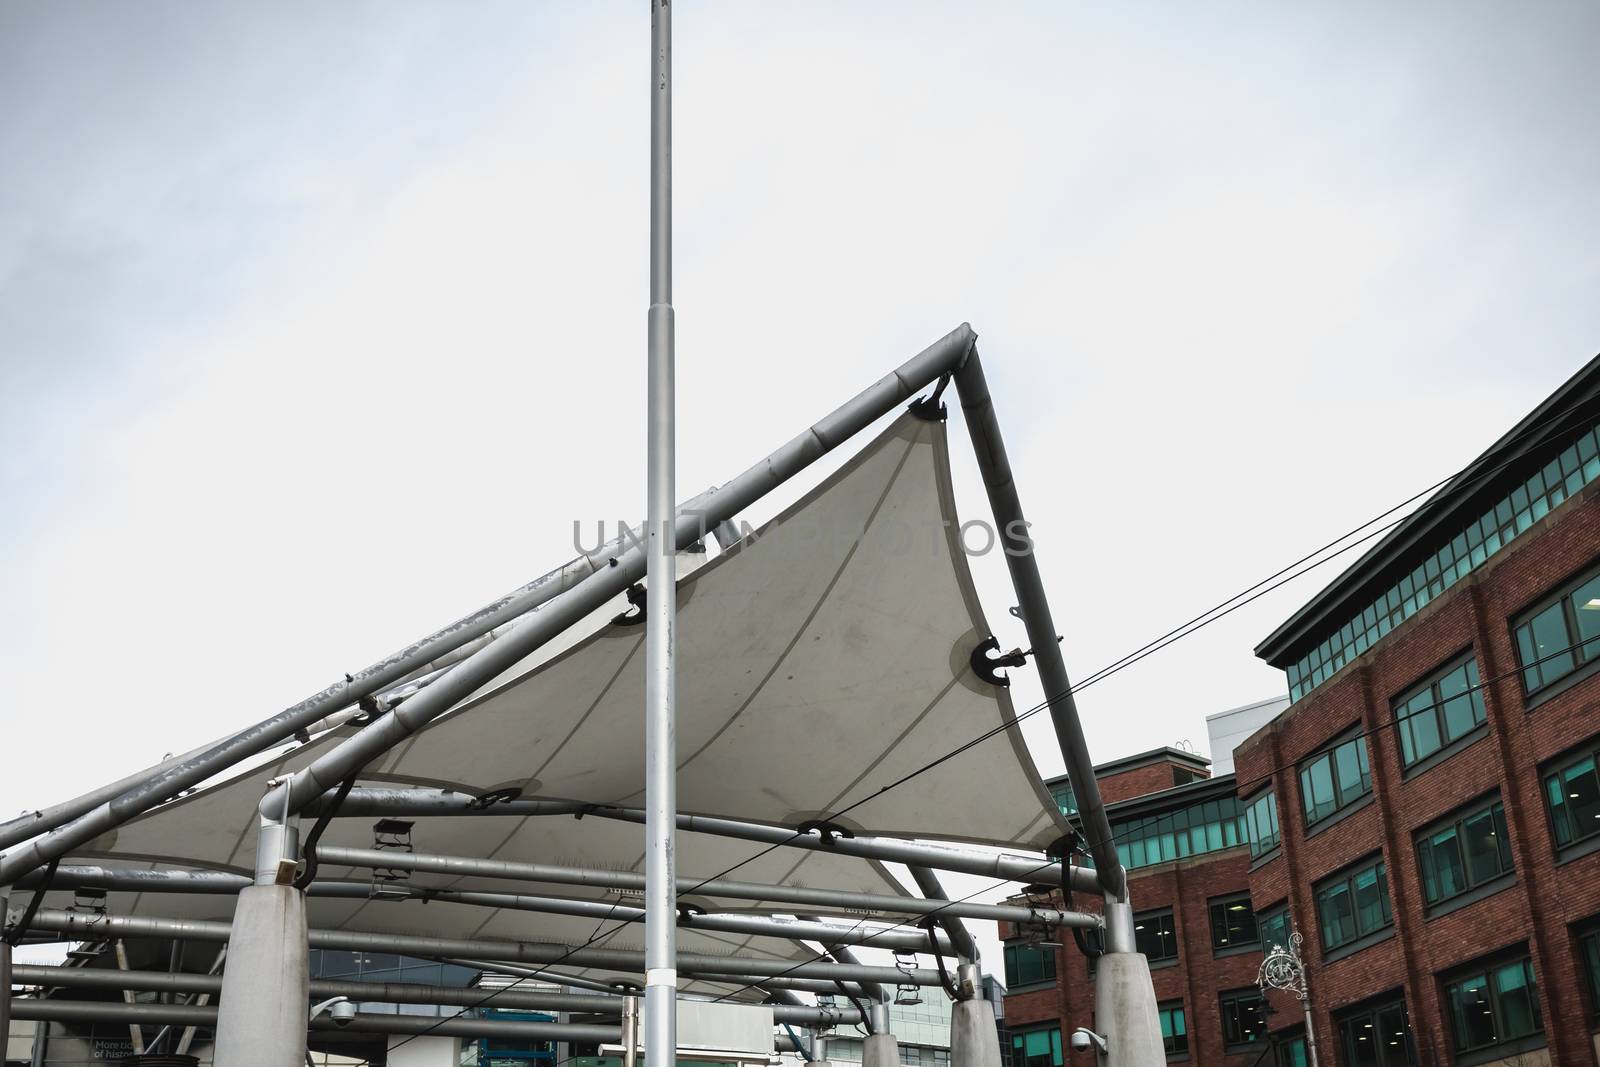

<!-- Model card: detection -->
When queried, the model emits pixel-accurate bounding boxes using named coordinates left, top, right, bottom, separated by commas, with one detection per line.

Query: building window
left=1219, top=989, right=1268, bottom=1049
left=1275, top=1034, right=1308, bottom=1067
left=1299, top=734, right=1371, bottom=827
left=1393, top=654, right=1486, bottom=767
left=1051, top=781, right=1077, bottom=818
left=1337, top=998, right=1415, bottom=1067
left=1002, top=941, right=1056, bottom=988
left=1209, top=895, right=1258, bottom=951
left=1443, top=956, right=1543, bottom=1054
left=1244, top=788, right=1280, bottom=858
left=1283, top=422, right=1600, bottom=702
left=1158, top=1002, right=1187, bottom=1058
left=1415, top=796, right=1514, bottom=908
left=1579, top=924, right=1600, bottom=1018
left=1514, top=562, right=1600, bottom=696
left=1135, top=909, right=1179, bottom=963
left=1258, top=905, right=1290, bottom=955
left=1010, top=1027, right=1063, bottom=1067
left=1111, top=795, right=1244, bottom=871
left=1542, top=741, right=1600, bottom=850
left=1314, top=857, right=1392, bottom=953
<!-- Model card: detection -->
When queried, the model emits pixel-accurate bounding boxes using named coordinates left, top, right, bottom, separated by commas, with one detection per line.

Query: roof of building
left=1043, top=745, right=1210, bottom=791
left=1255, top=352, right=1600, bottom=667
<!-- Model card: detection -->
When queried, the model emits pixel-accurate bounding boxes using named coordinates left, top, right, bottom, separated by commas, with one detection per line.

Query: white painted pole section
left=645, top=5, right=678, bottom=1067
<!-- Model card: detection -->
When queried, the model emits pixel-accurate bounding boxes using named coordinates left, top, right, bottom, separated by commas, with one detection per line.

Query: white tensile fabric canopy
left=58, top=413, right=1067, bottom=990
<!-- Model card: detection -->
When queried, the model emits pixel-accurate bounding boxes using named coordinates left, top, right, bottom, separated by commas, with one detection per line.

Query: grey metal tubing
left=312, top=844, right=1101, bottom=928
left=7, top=999, right=620, bottom=1042
left=444, top=957, right=857, bottom=1003
left=9, top=964, right=856, bottom=1025
left=953, top=348, right=1125, bottom=899
left=809, top=940, right=886, bottom=1005
left=264, top=323, right=976, bottom=820
left=307, top=792, right=1100, bottom=894
left=646, top=6, right=680, bottom=1062
left=8, top=865, right=953, bottom=953
left=0, top=510, right=725, bottom=883
left=906, top=867, right=980, bottom=963
left=19, top=910, right=946, bottom=986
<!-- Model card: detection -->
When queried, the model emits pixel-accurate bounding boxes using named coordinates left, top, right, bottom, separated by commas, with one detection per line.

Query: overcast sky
left=4, top=1, right=1600, bottom=955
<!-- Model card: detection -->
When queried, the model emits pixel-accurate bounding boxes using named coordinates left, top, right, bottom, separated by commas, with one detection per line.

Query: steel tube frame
left=6, top=964, right=857, bottom=1025
left=311, top=845, right=1101, bottom=929
left=19, top=910, right=945, bottom=986
left=258, top=320, right=977, bottom=823
left=18, top=860, right=1094, bottom=929
left=646, top=11, right=679, bottom=1067
left=0, top=505, right=720, bottom=878
left=952, top=350, right=1126, bottom=900
left=304, top=792, right=1100, bottom=893
left=7, top=999, right=619, bottom=1043
left=448, top=957, right=864, bottom=1002
left=906, top=867, right=980, bottom=963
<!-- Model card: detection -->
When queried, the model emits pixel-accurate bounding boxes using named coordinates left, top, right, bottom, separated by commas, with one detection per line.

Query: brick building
left=1001, top=354, right=1600, bottom=1067
left=1000, top=747, right=1282, bottom=1067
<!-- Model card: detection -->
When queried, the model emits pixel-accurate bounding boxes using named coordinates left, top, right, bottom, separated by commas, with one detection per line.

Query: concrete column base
left=864, top=1032, right=900, bottom=1067
left=950, top=997, right=1002, bottom=1067
left=213, top=884, right=310, bottom=1067
left=1093, top=953, right=1164, bottom=1067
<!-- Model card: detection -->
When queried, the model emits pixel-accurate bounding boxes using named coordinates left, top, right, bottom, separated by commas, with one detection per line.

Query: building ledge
left=1425, top=873, right=1517, bottom=921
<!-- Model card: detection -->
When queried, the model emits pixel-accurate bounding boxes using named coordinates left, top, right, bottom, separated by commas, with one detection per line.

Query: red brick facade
left=1235, top=484, right=1600, bottom=1067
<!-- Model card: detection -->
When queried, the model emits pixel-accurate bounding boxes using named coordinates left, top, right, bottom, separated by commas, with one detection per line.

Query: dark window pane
left=1494, top=960, right=1541, bottom=1039
left=1448, top=974, right=1496, bottom=1050
left=1526, top=601, right=1576, bottom=690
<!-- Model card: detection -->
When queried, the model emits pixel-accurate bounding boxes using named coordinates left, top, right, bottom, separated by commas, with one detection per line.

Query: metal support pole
left=621, top=995, right=640, bottom=1067
left=906, top=867, right=981, bottom=963
left=21, top=908, right=945, bottom=986
left=1, top=924, right=11, bottom=1059
left=299, top=796, right=1105, bottom=891
left=952, top=351, right=1122, bottom=897
left=310, top=846, right=1103, bottom=928
left=645, top=0, right=679, bottom=1062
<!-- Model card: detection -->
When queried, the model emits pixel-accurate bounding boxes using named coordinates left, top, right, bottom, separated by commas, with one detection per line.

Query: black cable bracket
left=970, top=635, right=1029, bottom=688
left=612, top=583, right=647, bottom=626
left=797, top=819, right=855, bottom=844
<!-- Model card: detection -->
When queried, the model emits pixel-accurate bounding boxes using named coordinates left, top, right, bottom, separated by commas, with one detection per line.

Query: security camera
left=1069, top=1028, right=1107, bottom=1055
left=331, top=1000, right=357, bottom=1026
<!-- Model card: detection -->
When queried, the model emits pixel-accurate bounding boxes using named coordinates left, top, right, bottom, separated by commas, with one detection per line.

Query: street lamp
left=1257, top=931, right=1319, bottom=1067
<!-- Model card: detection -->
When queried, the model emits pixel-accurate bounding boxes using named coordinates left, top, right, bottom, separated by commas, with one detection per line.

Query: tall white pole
left=645, top=2, right=678, bottom=1067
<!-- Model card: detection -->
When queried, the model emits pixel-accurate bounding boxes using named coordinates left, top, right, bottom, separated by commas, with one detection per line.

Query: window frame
left=1298, top=728, right=1373, bottom=830
left=1441, top=953, right=1545, bottom=1061
left=1208, top=893, right=1259, bottom=956
left=1335, top=994, right=1415, bottom=1067
left=1157, top=1000, right=1187, bottom=1059
left=1008, top=1024, right=1064, bottom=1067
left=1243, top=785, right=1281, bottom=860
left=1312, top=853, right=1393, bottom=959
left=1001, top=939, right=1057, bottom=990
left=1218, top=988, right=1268, bottom=1050
left=1391, top=651, right=1488, bottom=773
left=1413, top=792, right=1515, bottom=914
left=1511, top=558, right=1600, bottom=703
left=1541, top=736, right=1600, bottom=861
left=1134, top=907, right=1179, bottom=966
left=1257, top=903, right=1290, bottom=957
left=1577, top=920, right=1600, bottom=1021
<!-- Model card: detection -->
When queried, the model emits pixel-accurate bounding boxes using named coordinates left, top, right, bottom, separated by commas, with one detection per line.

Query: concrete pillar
left=212, top=884, right=309, bottom=1066
left=387, top=1034, right=463, bottom=1066
left=1092, top=954, right=1165, bottom=1067
left=214, top=811, right=309, bottom=1067
left=949, top=996, right=1003, bottom=1067
left=863, top=1032, right=900, bottom=1067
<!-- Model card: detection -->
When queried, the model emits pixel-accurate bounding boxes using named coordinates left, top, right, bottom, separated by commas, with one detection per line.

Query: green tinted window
left=1285, top=423, right=1600, bottom=701
left=1300, top=735, right=1371, bottom=826
left=1416, top=798, right=1513, bottom=906
left=1010, top=1027, right=1062, bottom=1067
left=1315, top=858, right=1391, bottom=952
left=1244, top=788, right=1280, bottom=857
left=1003, top=942, right=1056, bottom=988
left=1444, top=958, right=1542, bottom=1052
left=1514, top=565, right=1600, bottom=694
left=1543, top=749, right=1600, bottom=849
left=1158, top=1003, right=1187, bottom=1057
left=1394, top=656, right=1486, bottom=767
